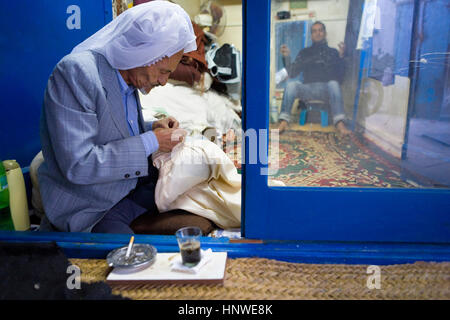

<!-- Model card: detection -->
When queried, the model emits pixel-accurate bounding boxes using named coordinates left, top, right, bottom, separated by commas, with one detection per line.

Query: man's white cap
left=72, top=1, right=197, bottom=69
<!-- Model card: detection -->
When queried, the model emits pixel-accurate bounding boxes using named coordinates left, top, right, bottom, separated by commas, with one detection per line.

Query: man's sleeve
left=283, top=51, right=304, bottom=79
left=334, top=50, right=346, bottom=83
left=139, top=131, right=159, bottom=157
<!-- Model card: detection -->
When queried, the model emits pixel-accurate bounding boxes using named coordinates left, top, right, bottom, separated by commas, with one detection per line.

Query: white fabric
left=140, top=82, right=242, bottom=136
left=71, top=1, right=197, bottom=69
left=152, top=138, right=241, bottom=229
left=30, top=141, right=241, bottom=229
left=275, top=68, right=288, bottom=85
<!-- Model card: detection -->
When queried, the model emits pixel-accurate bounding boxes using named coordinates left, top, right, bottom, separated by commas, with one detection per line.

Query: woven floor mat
left=224, top=128, right=418, bottom=188
left=69, top=258, right=450, bottom=300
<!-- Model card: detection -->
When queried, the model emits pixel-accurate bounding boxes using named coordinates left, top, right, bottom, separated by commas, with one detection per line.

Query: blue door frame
left=0, top=0, right=449, bottom=265
left=242, top=0, right=450, bottom=243
left=1, top=230, right=450, bottom=265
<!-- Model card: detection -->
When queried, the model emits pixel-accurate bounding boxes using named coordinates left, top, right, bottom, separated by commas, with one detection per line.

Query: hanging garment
left=206, top=43, right=241, bottom=84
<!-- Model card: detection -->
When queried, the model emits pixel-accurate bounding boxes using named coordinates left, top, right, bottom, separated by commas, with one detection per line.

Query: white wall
left=274, top=0, right=350, bottom=48
left=173, top=0, right=243, bottom=51
left=172, top=0, right=201, bottom=19
left=357, top=77, right=410, bottom=159
left=216, top=0, right=243, bottom=52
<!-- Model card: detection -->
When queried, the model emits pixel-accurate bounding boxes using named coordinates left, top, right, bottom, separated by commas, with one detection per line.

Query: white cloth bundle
left=139, top=82, right=242, bottom=137
left=71, top=1, right=197, bottom=69
left=152, top=137, right=241, bottom=229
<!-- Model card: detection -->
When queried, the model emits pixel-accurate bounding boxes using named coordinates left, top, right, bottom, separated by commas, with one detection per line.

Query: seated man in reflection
left=278, top=21, right=351, bottom=135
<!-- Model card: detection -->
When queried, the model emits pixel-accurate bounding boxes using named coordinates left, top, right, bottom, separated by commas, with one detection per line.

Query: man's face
left=125, top=50, right=184, bottom=94
left=311, top=23, right=326, bottom=43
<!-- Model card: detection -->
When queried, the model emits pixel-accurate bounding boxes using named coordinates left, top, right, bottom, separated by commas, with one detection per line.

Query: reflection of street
left=403, top=119, right=450, bottom=187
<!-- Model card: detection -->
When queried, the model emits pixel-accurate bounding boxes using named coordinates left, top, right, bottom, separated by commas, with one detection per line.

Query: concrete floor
left=403, top=118, right=450, bottom=187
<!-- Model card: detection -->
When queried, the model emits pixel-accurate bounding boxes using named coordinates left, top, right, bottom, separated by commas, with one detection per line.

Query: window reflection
left=268, top=0, right=450, bottom=188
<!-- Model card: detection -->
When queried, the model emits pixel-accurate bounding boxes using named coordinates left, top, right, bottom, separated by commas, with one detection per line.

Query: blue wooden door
left=242, top=0, right=450, bottom=242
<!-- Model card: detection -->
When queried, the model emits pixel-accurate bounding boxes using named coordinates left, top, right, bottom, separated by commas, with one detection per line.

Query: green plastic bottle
left=0, top=161, right=14, bottom=230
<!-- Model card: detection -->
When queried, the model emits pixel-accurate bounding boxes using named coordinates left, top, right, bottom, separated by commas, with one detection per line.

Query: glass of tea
left=175, top=226, right=202, bottom=267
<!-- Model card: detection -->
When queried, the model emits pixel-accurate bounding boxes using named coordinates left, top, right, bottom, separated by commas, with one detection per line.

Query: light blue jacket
left=38, top=50, right=151, bottom=232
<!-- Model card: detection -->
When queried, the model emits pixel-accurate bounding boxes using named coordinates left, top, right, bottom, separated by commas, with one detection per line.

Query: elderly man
left=278, top=21, right=351, bottom=135
left=38, top=2, right=196, bottom=233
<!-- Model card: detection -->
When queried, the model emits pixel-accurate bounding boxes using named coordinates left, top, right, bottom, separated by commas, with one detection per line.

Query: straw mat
left=70, top=258, right=450, bottom=300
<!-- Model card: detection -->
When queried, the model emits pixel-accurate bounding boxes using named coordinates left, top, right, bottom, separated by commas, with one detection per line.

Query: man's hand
left=280, top=44, right=291, bottom=58
left=338, top=42, right=346, bottom=58
left=153, top=127, right=187, bottom=152
left=152, top=116, right=179, bottom=130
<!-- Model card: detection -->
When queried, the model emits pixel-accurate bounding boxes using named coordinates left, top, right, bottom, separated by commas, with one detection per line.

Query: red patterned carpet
left=225, top=129, right=417, bottom=188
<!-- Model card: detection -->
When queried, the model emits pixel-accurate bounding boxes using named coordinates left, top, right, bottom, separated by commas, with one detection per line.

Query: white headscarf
left=71, top=1, right=197, bottom=70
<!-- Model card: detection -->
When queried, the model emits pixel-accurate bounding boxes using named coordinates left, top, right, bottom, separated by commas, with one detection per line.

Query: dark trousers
left=126, top=162, right=159, bottom=212
left=92, top=160, right=159, bottom=234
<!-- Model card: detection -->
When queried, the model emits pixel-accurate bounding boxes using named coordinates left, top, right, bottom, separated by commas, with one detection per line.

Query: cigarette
left=125, top=236, right=135, bottom=258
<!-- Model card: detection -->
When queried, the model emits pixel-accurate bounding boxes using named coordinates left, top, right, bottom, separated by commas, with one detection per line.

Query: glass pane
left=268, top=0, right=450, bottom=188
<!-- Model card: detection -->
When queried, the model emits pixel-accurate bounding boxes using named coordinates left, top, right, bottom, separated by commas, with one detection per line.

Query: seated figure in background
left=278, top=21, right=351, bottom=135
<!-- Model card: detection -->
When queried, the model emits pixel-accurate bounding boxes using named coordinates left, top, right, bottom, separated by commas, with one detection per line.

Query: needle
left=125, top=236, right=134, bottom=259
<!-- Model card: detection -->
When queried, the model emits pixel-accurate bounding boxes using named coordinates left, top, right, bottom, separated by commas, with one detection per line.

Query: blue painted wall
left=0, top=0, right=112, bottom=167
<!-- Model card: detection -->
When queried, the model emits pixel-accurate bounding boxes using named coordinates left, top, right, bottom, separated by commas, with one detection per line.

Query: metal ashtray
left=107, top=243, right=157, bottom=271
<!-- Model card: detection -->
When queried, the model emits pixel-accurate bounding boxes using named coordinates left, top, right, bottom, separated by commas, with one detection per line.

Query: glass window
left=268, top=0, right=450, bottom=189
